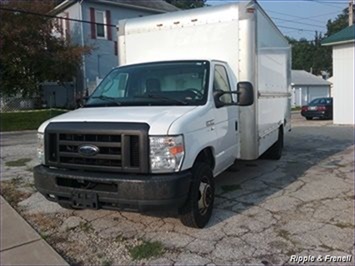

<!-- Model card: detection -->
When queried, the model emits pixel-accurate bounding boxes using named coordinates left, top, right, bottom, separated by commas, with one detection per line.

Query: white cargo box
left=118, top=1, right=291, bottom=160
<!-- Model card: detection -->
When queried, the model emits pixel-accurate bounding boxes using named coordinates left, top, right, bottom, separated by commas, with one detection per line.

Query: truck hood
left=38, top=106, right=197, bottom=135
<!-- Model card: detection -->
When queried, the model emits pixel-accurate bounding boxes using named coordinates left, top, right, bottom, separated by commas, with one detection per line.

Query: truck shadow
left=205, top=125, right=354, bottom=227
left=141, top=125, right=353, bottom=228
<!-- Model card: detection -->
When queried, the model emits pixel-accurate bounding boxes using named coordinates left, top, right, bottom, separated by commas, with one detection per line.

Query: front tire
left=179, top=163, right=215, bottom=228
left=306, top=117, right=312, bottom=120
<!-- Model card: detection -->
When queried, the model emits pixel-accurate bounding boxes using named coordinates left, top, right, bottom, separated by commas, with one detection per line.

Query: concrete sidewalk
left=0, top=196, right=68, bottom=265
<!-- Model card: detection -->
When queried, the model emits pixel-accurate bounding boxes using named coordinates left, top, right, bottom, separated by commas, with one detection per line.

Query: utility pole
left=350, top=0, right=354, bottom=26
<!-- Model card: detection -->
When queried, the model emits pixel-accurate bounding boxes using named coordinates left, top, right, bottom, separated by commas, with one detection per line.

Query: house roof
left=321, top=24, right=355, bottom=46
left=52, top=0, right=179, bottom=15
left=291, top=70, right=331, bottom=86
left=327, top=76, right=334, bottom=84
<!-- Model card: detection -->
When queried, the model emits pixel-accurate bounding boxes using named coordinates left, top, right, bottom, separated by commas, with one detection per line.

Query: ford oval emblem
left=78, top=144, right=100, bottom=157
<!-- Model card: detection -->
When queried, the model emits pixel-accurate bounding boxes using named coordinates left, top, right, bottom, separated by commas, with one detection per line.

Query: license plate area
left=72, top=191, right=98, bottom=209
left=309, top=106, right=317, bottom=110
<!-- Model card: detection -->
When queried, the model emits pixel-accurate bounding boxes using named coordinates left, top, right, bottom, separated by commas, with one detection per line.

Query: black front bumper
left=34, top=165, right=191, bottom=211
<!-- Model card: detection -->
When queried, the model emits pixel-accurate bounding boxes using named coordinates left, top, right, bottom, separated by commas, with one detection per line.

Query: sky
left=206, top=0, right=350, bottom=40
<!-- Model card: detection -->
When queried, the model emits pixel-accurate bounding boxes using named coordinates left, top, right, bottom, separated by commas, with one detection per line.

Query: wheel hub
left=198, top=179, right=212, bottom=215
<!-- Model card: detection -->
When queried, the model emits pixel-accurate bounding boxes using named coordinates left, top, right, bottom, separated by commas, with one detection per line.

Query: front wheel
left=179, top=163, right=215, bottom=228
left=306, top=117, right=312, bottom=120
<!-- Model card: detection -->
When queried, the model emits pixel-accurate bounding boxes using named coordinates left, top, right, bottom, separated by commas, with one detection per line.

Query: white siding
left=333, top=43, right=354, bottom=124
left=291, top=85, right=330, bottom=107
left=308, top=86, right=328, bottom=101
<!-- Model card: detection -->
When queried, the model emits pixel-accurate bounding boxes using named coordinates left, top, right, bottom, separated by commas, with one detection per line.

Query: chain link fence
left=0, top=97, right=39, bottom=112
left=1, top=82, right=77, bottom=112
left=0, top=83, right=77, bottom=131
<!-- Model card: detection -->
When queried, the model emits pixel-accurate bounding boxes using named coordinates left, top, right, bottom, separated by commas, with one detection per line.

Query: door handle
left=235, top=121, right=238, bottom=131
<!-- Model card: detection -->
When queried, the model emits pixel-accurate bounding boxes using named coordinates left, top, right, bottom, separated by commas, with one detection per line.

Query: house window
left=96, top=10, right=106, bottom=38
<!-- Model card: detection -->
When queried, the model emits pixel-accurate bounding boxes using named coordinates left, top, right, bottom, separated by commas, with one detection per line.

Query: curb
left=0, top=196, right=69, bottom=265
left=0, top=130, right=37, bottom=135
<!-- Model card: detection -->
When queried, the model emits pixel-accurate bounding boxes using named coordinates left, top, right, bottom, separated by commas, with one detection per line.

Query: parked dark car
left=301, top=97, right=333, bottom=120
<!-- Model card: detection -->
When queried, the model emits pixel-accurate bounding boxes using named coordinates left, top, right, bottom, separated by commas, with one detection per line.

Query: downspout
left=79, top=0, right=87, bottom=93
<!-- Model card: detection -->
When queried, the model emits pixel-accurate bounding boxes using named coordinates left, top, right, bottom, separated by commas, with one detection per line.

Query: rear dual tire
left=262, top=127, right=284, bottom=160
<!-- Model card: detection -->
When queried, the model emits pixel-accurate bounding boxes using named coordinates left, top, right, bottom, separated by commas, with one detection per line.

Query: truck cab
left=35, top=59, right=253, bottom=228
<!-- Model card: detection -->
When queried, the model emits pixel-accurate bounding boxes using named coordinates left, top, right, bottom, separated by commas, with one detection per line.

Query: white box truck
left=34, top=1, right=291, bottom=228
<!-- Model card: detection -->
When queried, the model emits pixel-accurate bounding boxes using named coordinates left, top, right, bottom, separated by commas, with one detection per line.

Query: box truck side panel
left=255, top=7, right=291, bottom=156
left=122, top=22, right=239, bottom=71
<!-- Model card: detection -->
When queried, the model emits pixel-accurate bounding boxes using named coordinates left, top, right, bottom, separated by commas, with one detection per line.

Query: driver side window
left=214, top=65, right=232, bottom=104
left=102, top=73, right=128, bottom=98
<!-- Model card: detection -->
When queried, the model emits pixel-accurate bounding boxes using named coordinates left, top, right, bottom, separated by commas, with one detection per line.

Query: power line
left=0, top=4, right=339, bottom=39
left=271, top=16, right=325, bottom=28
left=0, top=6, right=117, bottom=28
left=307, top=0, right=348, bottom=9
left=266, top=9, right=341, bottom=23
left=277, top=25, right=319, bottom=32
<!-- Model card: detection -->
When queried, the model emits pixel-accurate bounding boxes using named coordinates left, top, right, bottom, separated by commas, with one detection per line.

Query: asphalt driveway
left=1, top=113, right=354, bottom=265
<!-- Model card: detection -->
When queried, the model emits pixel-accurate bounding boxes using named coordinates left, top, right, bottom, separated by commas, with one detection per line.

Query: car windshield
left=85, top=61, right=210, bottom=107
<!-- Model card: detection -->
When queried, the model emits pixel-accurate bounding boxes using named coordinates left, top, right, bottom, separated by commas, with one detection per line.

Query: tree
left=287, top=32, right=332, bottom=76
left=326, top=8, right=348, bottom=37
left=165, top=0, right=206, bottom=9
left=0, top=0, right=91, bottom=97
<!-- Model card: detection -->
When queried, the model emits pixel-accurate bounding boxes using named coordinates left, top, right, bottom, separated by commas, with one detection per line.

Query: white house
left=51, top=0, right=179, bottom=95
left=322, top=25, right=355, bottom=125
left=291, top=70, right=331, bottom=107
left=327, top=76, right=334, bottom=95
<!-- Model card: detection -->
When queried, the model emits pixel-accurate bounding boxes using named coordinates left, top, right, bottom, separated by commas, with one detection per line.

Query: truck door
left=212, top=63, right=239, bottom=175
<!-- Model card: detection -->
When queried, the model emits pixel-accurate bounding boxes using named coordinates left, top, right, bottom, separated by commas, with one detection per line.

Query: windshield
left=85, top=61, right=210, bottom=107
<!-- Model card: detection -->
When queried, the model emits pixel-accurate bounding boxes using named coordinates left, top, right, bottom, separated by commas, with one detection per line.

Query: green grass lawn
left=0, top=109, right=67, bottom=132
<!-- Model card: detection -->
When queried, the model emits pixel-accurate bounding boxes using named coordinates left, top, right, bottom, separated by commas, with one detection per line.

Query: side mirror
left=237, top=82, right=254, bottom=106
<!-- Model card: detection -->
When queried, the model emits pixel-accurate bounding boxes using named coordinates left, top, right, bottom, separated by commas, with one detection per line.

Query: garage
left=291, top=70, right=331, bottom=107
left=322, top=24, right=355, bottom=125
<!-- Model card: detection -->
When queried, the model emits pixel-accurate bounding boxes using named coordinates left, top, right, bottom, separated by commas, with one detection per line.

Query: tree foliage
left=0, top=0, right=91, bottom=97
left=287, top=8, right=349, bottom=76
left=165, top=0, right=206, bottom=9
left=287, top=32, right=332, bottom=76
left=326, top=8, right=348, bottom=37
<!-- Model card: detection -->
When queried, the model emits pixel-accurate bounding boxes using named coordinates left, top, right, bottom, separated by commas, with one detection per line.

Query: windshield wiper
left=135, top=94, right=188, bottom=105
left=89, top=95, right=121, bottom=106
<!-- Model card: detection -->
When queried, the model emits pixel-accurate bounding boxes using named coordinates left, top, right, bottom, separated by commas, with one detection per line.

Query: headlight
left=37, top=133, right=44, bottom=164
left=149, top=135, right=185, bottom=173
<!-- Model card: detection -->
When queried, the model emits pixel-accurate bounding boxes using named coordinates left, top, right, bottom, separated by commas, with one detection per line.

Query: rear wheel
left=179, top=163, right=214, bottom=228
left=306, top=117, right=312, bottom=120
left=262, top=127, right=284, bottom=160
